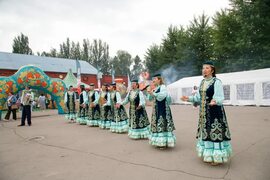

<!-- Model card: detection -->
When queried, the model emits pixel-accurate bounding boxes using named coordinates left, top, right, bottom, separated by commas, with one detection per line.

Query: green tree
left=161, top=25, right=180, bottom=66
left=12, top=33, right=33, bottom=55
left=70, top=41, right=81, bottom=60
left=212, top=9, right=241, bottom=72
left=230, top=0, right=270, bottom=70
left=211, top=0, right=270, bottom=72
left=131, top=55, right=144, bottom=80
left=59, top=38, right=71, bottom=58
left=174, top=26, right=190, bottom=66
left=187, top=13, right=214, bottom=75
left=81, top=39, right=90, bottom=63
left=40, top=38, right=112, bottom=75
left=110, top=50, right=132, bottom=76
left=49, top=48, right=57, bottom=57
left=90, top=39, right=110, bottom=74
left=144, top=44, right=162, bottom=74
left=37, top=48, right=57, bottom=57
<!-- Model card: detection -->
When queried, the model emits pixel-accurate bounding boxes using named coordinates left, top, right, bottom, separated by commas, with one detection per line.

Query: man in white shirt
left=18, top=86, right=32, bottom=126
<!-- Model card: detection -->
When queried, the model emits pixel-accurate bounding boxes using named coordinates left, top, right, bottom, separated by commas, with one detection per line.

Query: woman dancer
left=64, top=86, right=76, bottom=123
left=181, top=61, right=232, bottom=165
left=109, top=83, right=129, bottom=133
left=121, top=79, right=150, bottom=139
left=77, top=85, right=88, bottom=125
left=147, top=74, right=176, bottom=148
left=86, top=83, right=100, bottom=127
left=99, top=83, right=113, bottom=129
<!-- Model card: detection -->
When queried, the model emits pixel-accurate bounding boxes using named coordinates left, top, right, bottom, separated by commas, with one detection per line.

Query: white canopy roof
left=169, top=68, right=270, bottom=88
left=168, top=68, right=270, bottom=106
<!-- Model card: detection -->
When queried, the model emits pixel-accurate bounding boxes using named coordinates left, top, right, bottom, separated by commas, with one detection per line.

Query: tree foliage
left=130, top=55, right=144, bottom=80
left=12, top=33, right=33, bottom=55
left=12, top=0, right=270, bottom=80
left=90, top=39, right=110, bottom=74
left=144, top=0, right=270, bottom=82
left=110, top=50, right=132, bottom=76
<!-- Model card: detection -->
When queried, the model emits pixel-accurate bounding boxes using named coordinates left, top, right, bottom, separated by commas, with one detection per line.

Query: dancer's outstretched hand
left=181, top=96, right=189, bottom=101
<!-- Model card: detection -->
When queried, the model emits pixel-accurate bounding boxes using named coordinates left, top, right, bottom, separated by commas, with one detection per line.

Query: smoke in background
left=158, top=60, right=197, bottom=85
left=160, top=65, right=178, bottom=85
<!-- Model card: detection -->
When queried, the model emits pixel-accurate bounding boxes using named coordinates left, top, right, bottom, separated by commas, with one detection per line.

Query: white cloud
left=0, top=0, right=230, bottom=58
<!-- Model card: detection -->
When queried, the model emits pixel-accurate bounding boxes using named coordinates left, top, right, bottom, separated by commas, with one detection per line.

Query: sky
left=0, top=0, right=230, bottom=58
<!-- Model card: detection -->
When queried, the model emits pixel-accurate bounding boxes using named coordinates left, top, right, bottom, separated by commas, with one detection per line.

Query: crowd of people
left=65, top=73, right=176, bottom=148
left=2, top=87, right=56, bottom=125
left=1, top=61, right=232, bottom=166
left=64, top=61, right=232, bottom=166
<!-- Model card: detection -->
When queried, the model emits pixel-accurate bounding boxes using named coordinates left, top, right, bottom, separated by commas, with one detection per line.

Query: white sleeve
left=153, top=85, right=167, bottom=101
left=116, top=92, right=122, bottom=104
left=139, top=91, right=146, bottom=106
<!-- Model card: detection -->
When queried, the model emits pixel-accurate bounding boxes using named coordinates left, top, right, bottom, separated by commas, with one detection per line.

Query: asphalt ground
left=0, top=105, right=269, bottom=180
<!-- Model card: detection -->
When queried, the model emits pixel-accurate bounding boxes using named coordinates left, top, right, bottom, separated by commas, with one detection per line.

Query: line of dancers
left=64, top=74, right=176, bottom=149
left=64, top=61, right=232, bottom=165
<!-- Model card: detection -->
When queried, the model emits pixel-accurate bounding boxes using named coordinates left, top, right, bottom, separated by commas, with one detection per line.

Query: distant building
left=0, top=52, right=127, bottom=87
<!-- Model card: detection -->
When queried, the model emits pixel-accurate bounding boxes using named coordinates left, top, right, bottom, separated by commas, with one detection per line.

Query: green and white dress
left=77, top=90, right=88, bottom=125
left=122, top=90, right=150, bottom=139
left=86, top=90, right=100, bottom=127
left=188, top=77, right=232, bottom=163
left=64, top=91, right=76, bottom=121
left=148, top=85, right=176, bottom=148
left=110, top=90, right=129, bottom=133
left=99, top=91, right=113, bottom=129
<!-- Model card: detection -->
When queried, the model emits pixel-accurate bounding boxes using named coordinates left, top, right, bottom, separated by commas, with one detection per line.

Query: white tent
left=168, top=68, right=270, bottom=106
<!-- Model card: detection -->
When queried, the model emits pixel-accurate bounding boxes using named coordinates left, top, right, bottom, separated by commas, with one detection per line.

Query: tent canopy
left=63, top=69, right=90, bottom=89
left=169, top=68, right=270, bottom=88
left=168, top=68, right=270, bottom=106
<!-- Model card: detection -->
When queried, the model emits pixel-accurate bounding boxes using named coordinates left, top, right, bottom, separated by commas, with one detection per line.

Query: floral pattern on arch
left=0, top=65, right=66, bottom=114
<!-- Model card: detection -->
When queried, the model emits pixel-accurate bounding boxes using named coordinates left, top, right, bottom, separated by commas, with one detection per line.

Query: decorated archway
left=0, top=65, right=66, bottom=114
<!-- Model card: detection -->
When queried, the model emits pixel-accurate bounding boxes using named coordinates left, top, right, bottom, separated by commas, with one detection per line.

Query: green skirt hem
left=86, top=120, right=99, bottom=127
left=196, top=139, right=232, bottom=163
left=128, top=126, right=150, bottom=139
left=110, top=120, right=129, bottom=133
left=99, top=120, right=111, bottom=129
left=149, top=132, right=176, bottom=147
left=64, top=114, right=76, bottom=120
left=76, top=117, right=87, bottom=125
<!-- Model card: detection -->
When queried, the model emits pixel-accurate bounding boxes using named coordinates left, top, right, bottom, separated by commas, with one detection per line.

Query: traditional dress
left=64, top=91, right=76, bottom=122
left=122, top=89, right=150, bottom=139
left=110, top=90, right=129, bottom=133
left=99, top=91, right=113, bottom=129
left=188, top=77, right=232, bottom=163
left=77, top=90, right=88, bottom=125
left=86, top=90, right=100, bottom=127
left=148, top=85, right=176, bottom=147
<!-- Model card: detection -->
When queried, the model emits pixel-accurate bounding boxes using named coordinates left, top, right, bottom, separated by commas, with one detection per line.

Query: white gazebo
left=168, top=68, right=270, bottom=106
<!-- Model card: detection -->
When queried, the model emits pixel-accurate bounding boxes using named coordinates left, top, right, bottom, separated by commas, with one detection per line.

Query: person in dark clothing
left=4, top=92, right=17, bottom=121
left=147, top=74, right=176, bottom=148
left=181, top=61, right=232, bottom=165
left=18, top=86, right=32, bottom=126
left=77, top=85, right=88, bottom=125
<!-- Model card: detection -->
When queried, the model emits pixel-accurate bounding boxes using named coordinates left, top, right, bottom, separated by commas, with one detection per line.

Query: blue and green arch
left=0, top=65, right=66, bottom=114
